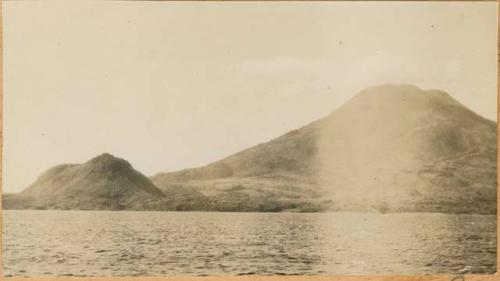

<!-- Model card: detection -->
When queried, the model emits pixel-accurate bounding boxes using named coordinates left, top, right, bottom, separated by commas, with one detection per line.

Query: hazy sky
left=3, top=1, right=497, bottom=193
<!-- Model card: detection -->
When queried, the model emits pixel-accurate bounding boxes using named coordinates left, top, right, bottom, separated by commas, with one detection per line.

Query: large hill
left=151, top=84, right=497, bottom=214
left=4, top=85, right=497, bottom=213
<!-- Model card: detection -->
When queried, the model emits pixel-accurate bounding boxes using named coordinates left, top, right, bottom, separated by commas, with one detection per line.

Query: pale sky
left=3, top=1, right=497, bottom=193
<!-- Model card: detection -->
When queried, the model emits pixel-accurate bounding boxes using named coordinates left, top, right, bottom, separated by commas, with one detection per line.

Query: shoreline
left=2, top=208, right=496, bottom=216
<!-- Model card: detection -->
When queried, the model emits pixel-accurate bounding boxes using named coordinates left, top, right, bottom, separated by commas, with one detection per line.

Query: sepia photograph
left=1, top=1, right=498, bottom=277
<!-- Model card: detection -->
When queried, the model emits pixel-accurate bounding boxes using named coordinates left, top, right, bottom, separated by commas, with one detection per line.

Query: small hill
left=4, top=153, right=165, bottom=210
left=152, top=85, right=497, bottom=214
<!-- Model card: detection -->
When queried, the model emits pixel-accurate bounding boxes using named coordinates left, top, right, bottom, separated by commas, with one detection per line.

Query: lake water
left=2, top=210, right=496, bottom=276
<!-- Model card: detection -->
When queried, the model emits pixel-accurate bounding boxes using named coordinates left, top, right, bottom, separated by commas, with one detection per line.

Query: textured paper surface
left=0, top=1, right=498, bottom=280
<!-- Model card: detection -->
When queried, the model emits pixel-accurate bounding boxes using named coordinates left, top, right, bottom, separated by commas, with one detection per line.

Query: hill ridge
left=4, top=84, right=497, bottom=214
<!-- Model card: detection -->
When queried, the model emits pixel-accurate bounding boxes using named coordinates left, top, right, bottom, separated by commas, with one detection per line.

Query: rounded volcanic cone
left=12, top=153, right=164, bottom=210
